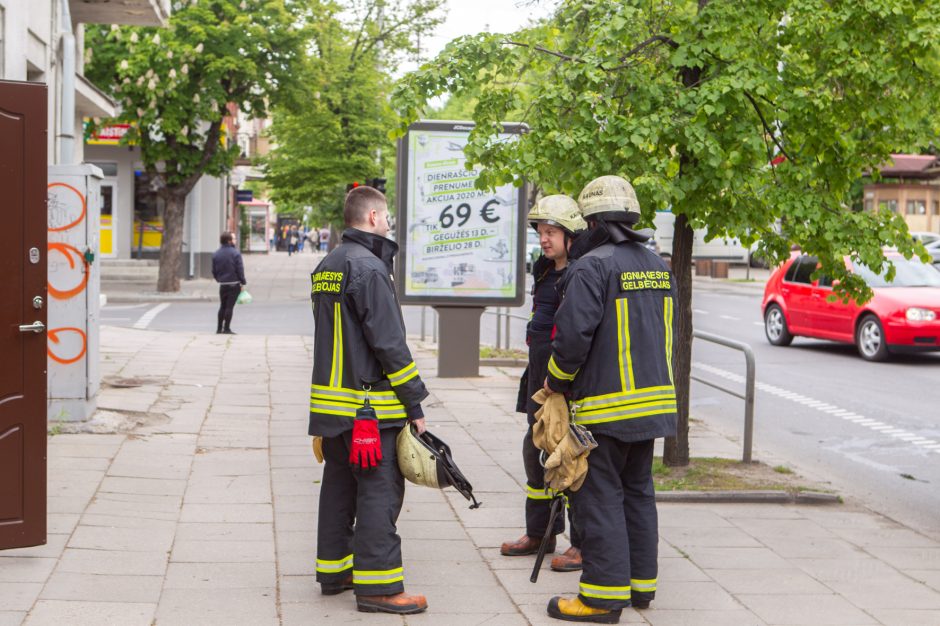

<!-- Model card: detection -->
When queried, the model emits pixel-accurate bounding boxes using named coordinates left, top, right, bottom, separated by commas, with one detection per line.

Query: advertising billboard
left=395, top=120, right=528, bottom=306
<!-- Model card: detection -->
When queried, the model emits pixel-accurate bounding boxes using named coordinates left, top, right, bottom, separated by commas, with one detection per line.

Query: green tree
left=394, top=0, right=940, bottom=465
left=85, top=0, right=304, bottom=291
left=262, top=0, right=444, bottom=226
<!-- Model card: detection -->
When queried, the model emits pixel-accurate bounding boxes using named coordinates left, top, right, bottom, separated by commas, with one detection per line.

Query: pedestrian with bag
left=543, top=176, right=677, bottom=623
left=308, top=185, right=430, bottom=615
left=211, top=231, right=246, bottom=335
left=502, top=195, right=586, bottom=572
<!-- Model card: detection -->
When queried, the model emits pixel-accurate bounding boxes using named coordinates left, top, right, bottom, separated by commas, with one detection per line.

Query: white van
left=652, top=211, right=751, bottom=263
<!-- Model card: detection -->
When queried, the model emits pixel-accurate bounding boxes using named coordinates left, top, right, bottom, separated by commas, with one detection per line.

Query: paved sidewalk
left=2, top=325, right=940, bottom=625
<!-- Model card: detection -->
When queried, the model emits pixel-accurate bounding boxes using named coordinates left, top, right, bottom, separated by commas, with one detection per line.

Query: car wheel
left=764, top=304, right=793, bottom=346
left=856, top=315, right=889, bottom=361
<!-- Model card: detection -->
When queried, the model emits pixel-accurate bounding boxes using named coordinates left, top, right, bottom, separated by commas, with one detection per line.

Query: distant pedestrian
left=298, top=227, right=306, bottom=253
left=319, top=226, right=330, bottom=252
left=211, top=232, right=246, bottom=335
left=288, top=226, right=300, bottom=256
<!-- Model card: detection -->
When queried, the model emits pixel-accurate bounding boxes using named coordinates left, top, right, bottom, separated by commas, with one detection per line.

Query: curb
left=480, top=358, right=527, bottom=368
left=656, top=490, right=841, bottom=505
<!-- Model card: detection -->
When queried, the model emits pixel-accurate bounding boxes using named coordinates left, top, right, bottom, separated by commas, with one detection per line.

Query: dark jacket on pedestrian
left=308, top=228, right=428, bottom=437
left=212, top=244, right=246, bottom=285
left=547, top=228, right=677, bottom=443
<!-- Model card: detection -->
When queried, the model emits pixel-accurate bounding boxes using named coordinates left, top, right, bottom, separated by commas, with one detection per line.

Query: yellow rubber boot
left=547, top=596, right=621, bottom=623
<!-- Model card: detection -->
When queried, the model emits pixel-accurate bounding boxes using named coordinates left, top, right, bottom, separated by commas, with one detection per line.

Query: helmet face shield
left=527, top=195, right=587, bottom=235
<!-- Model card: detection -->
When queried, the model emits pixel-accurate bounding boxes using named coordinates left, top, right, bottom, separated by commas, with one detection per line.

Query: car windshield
left=851, top=257, right=940, bottom=288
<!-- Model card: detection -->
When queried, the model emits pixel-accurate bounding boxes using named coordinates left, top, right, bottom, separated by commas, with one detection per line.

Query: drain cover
left=102, top=376, right=168, bottom=388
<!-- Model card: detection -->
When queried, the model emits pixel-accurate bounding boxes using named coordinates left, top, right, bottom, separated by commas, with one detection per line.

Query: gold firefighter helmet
left=397, top=423, right=481, bottom=508
left=527, top=195, right=587, bottom=234
left=577, top=175, right=641, bottom=221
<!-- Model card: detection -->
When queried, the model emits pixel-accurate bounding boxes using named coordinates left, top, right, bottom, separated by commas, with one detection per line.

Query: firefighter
left=502, top=195, right=587, bottom=571
left=543, top=176, right=677, bottom=623
left=309, top=185, right=429, bottom=615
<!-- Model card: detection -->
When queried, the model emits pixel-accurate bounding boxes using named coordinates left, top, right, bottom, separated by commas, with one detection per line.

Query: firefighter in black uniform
left=309, top=185, right=430, bottom=615
left=544, top=176, right=677, bottom=624
left=502, top=195, right=587, bottom=571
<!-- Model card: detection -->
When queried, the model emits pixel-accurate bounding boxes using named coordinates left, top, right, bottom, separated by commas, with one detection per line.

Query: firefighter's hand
left=412, top=418, right=427, bottom=435
left=543, top=377, right=555, bottom=394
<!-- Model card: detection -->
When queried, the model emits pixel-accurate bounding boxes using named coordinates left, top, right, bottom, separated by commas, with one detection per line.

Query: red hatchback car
left=762, top=252, right=940, bottom=361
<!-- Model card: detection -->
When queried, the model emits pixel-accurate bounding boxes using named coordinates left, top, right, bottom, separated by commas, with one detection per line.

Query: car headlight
left=905, top=307, right=937, bottom=322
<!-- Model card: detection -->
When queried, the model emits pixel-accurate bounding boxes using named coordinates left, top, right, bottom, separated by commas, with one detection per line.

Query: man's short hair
left=344, top=186, right=387, bottom=226
left=220, top=232, right=234, bottom=245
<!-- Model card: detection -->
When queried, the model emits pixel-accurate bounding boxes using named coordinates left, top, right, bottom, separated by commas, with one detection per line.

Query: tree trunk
left=663, top=211, right=694, bottom=467
left=157, top=192, right=186, bottom=292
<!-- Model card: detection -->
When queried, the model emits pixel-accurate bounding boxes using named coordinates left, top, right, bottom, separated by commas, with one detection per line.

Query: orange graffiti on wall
left=47, top=242, right=89, bottom=300
left=47, top=327, right=88, bottom=365
left=47, top=182, right=87, bottom=232
left=47, top=182, right=90, bottom=366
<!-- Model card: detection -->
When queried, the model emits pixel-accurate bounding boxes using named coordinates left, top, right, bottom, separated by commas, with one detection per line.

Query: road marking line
left=693, top=362, right=939, bottom=455
left=753, top=322, right=764, bottom=326
left=693, top=309, right=709, bottom=315
left=720, top=315, right=740, bottom=321
left=133, top=303, right=171, bottom=330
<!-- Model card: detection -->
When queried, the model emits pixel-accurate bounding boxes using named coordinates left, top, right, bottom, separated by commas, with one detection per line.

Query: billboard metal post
left=395, top=120, right=528, bottom=377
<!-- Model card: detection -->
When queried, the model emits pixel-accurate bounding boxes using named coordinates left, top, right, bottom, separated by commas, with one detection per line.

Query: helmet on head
left=527, top=195, right=587, bottom=235
left=397, top=424, right=481, bottom=509
left=577, top=175, right=641, bottom=223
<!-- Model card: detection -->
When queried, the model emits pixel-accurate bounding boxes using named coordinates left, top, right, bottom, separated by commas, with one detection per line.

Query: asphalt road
left=101, top=280, right=940, bottom=540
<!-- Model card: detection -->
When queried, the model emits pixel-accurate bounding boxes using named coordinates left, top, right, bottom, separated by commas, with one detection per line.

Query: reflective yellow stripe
left=548, top=355, right=577, bottom=381
left=631, top=578, right=657, bottom=592
left=525, top=485, right=555, bottom=500
left=310, top=399, right=407, bottom=420
left=310, top=384, right=401, bottom=404
left=573, top=385, right=675, bottom=407
left=388, top=361, right=419, bottom=387
left=579, top=582, right=631, bottom=600
left=664, top=296, right=674, bottom=385
left=573, top=401, right=677, bottom=425
left=353, top=567, right=404, bottom=585
left=316, top=554, right=353, bottom=573
left=387, top=361, right=416, bottom=381
left=574, top=388, right=676, bottom=413
left=616, top=298, right=635, bottom=391
left=330, top=302, right=343, bottom=388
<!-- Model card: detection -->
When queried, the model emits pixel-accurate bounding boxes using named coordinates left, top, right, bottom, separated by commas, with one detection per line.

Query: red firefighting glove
left=349, top=406, right=382, bottom=470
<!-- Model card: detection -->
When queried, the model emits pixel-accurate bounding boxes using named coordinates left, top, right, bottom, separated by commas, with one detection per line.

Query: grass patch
left=480, top=346, right=527, bottom=360
left=653, top=457, right=815, bottom=492
left=728, top=278, right=758, bottom=283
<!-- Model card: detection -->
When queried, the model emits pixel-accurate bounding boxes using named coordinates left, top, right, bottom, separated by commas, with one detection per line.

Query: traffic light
left=368, top=178, right=387, bottom=194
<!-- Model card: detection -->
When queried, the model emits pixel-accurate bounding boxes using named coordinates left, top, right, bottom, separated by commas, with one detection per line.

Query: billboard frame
left=394, top=120, right=529, bottom=307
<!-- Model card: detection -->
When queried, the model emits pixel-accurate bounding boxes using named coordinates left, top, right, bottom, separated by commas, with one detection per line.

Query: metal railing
left=691, top=330, right=756, bottom=463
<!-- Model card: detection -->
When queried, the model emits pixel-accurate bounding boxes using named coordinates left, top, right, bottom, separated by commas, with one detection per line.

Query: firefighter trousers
left=568, top=436, right=658, bottom=610
left=523, top=425, right=581, bottom=547
left=315, top=427, right=406, bottom=596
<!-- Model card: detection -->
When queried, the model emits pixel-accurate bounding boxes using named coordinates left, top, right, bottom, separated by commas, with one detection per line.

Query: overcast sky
left=398, top=0, right=556, bottom=75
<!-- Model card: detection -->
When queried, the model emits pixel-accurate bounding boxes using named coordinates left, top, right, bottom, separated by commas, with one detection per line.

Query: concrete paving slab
left=705, top=568, right=832, bottom=595
left=869, top=608, right=940, bottom=626
left=170, top=539, right=275, bottom=563
left=67, top=525, right=175, bottom=553
left=0, top=557, right=57, bottom=583
left=737, top=593, right=878, bottom=625
left=56, top=548, right=168, bottom=576
left=0, top=613, right=27, bottom=626
left=178, top=502, right=273, bottom=524
left=0, top=583, right=43, bottom=611
left=175, top=522, right=274, bottom=542
left=154, top=588, right=278, bottom=625
left=642, top=609, right=767, bottom=626
left=39, top=572, right=163, bottom=603
left=164, top=562, right=277, bottom=589
left=24, top=600, right=154, bottom=626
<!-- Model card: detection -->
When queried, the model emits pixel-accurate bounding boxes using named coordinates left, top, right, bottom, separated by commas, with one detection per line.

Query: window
left=906, top=200, right=926, bottom=215
left=879, top=199, right=898, bottom=213
left=785, top=255, right=818, bottom=284
left=864, top=199, right=873, bottom=212
left=933, top=201, right=939, bottom=216
left=88, top=161, right=118, bottom=177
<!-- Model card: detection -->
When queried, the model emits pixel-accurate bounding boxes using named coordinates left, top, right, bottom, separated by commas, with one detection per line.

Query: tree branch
left=504, top=40, right=582, bottom=63
left=743, top=90, right=794, bottom=165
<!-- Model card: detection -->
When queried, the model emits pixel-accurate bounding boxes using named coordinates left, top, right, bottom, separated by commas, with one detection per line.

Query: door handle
left=19, top=321, right=46, bottom=334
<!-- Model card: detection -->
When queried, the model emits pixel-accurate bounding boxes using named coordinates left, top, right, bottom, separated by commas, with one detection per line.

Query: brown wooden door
left=0, top=80, right=48, bottom=550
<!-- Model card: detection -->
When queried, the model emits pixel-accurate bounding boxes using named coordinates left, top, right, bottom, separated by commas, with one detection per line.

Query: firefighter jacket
left=546, top=238, right=677, bottom=443
left=308, top=228, right=428, bottom=438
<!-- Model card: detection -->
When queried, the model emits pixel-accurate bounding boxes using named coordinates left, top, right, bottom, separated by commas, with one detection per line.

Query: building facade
left=864, top=154, right=940, bottom=235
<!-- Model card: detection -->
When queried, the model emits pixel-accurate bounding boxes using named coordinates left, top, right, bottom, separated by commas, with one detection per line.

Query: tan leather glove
left=532, top=391, right=570, bottom=455
left=544, top=430, right=590, bottom=492
left=312, top=436, right=324, bottom=463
